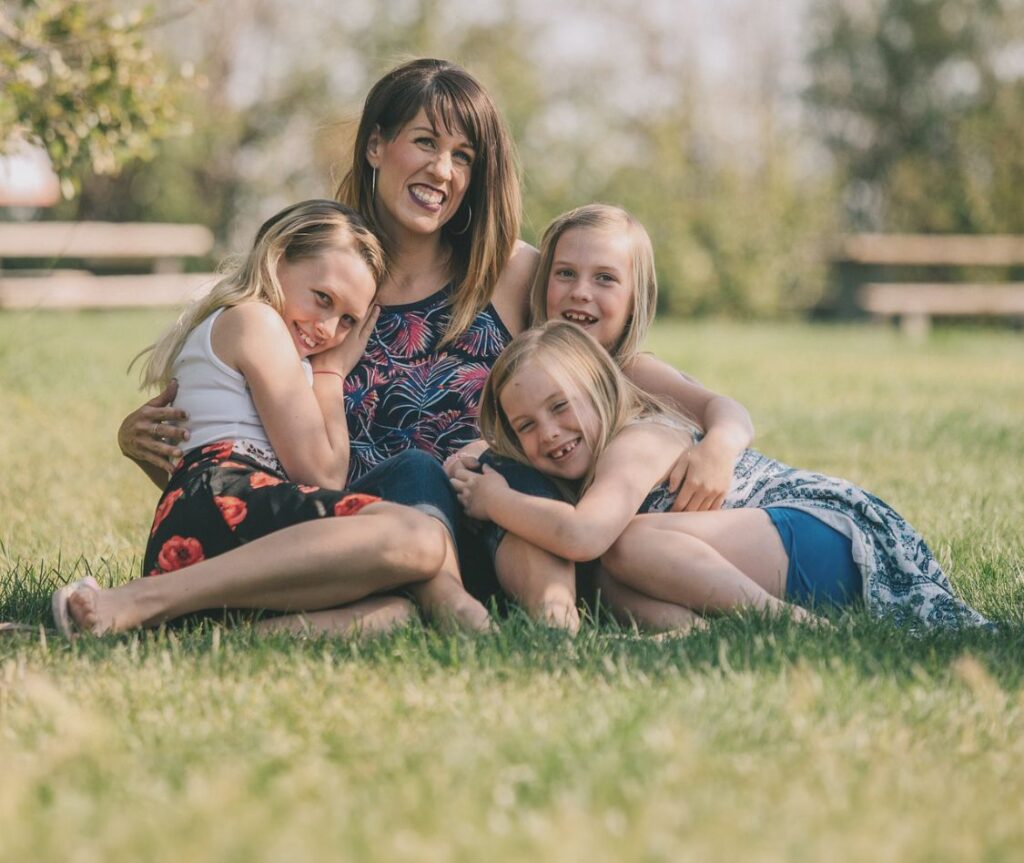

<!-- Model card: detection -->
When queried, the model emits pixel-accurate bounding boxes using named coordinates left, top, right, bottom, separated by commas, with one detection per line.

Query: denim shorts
left=348, top=449, right=459, bottom=540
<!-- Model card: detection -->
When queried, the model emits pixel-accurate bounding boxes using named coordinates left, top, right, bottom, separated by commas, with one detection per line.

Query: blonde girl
left=451, top=322, right=989, bottom=630
left=53, top=200, right=490, bottom=638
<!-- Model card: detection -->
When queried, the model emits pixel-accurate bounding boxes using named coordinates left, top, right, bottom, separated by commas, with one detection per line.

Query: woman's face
left=368, top=107, right=476, bottom=240
left=499, top=359, right=600, bottom=481
left=277, top=249, right=376, bottom=358
left=544, top=227, right=634, bottom=352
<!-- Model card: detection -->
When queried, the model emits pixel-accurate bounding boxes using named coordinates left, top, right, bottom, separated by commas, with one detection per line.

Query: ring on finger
left=152, top=422, right=160, bottom=437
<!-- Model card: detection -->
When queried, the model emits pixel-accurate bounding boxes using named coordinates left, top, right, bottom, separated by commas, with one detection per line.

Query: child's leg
left=602, top=509, right=815, bottom=619
left=496, top=535, right=579, bottom=633
left=254, top=596, right=417, bottom=639
left=475, top=451, right=579, bottom=633
left=595, top=568, right=706, bottom=634
left=66, top=502, right=446, bottom=635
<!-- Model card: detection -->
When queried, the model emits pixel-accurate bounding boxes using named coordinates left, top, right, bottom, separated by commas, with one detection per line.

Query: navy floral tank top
left=344, top=285, right=511, bottom=481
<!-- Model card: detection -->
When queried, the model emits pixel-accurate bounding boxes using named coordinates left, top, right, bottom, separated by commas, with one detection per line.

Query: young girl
left=53, top=199, right=490, bottom=638
left=450, top=322, right=989, bottom=628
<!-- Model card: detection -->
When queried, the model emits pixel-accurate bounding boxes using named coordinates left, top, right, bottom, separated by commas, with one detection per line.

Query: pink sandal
left=51, top=576, right=100, bottom=637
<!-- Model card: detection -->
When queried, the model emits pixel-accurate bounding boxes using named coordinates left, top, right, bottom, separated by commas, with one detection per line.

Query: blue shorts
left=765, top=506, right=862, bottom=609
left=348, top=449, right=459, bottom=540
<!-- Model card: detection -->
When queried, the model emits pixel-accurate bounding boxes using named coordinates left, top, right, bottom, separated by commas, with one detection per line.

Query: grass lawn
left=1, top=310, right=1022, bottom=862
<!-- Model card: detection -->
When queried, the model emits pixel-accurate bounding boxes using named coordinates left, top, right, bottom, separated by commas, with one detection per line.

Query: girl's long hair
left=528, top=204, right=657, bottom=368
left=479, top=321, right=698, bottom=497
left=136, top=200, right=385, bottom=389
left=336, top=57, right=521, bottom=345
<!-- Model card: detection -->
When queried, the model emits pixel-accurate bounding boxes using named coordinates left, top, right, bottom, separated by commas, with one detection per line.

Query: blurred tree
left=805, top=0, right=1024, bottom=232
left=0, top=0, right=189, bottom=199
left=32, top=0, right=836, bottom=316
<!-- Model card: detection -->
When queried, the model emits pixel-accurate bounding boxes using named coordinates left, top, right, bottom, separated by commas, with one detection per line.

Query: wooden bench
left=833, top=233, right=1024, bottom=337
left=0, top=221, right=216, bottom=310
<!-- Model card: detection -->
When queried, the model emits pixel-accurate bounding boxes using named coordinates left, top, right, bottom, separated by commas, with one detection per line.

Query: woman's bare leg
left=254, top=596, right=417, bottom=639
left=495, top=535, right=580, bottom=634
left=406, top=532, right=493, bottom=633
left=66, top=502, right=446, bottom=634
left=595, top=569, right=707, bottom=634
left=603, top=510, right=817, bottom=621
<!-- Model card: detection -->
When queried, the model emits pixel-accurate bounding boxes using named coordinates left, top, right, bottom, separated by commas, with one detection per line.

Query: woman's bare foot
left=255, top=596, right=418, bottom=639
left=432, top=593, right=495, bottom=634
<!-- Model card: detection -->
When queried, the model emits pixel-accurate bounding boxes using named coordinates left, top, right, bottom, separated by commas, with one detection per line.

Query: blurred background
left=3, top=0, right=1024, bottom=319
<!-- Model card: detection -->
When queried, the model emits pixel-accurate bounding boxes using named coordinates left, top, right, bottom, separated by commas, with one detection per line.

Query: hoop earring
left=370, top=167, right=377, bottom=201
left=449, top=204, right=472, bottom=236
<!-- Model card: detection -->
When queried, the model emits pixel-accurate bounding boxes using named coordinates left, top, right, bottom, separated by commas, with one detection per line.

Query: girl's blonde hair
left=479, top=321, right=697, bottom=497
left=138, top=199, right=385, bottom=389
left=336, top=58, right=521, bottom=345
left=528, top=204, right=657, bottom=368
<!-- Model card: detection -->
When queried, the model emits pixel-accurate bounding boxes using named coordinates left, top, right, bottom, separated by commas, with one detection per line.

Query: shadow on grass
left=4, top=563, right=1023, bottom=691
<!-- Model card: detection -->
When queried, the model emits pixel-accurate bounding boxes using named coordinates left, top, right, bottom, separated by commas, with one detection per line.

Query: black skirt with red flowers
left=143, top=440, right=379, bottom=576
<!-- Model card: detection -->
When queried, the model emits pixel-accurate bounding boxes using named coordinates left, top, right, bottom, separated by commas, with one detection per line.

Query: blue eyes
left=553, top=269, right=617, bottom=283
left=414, top=136, right=473, bottom=166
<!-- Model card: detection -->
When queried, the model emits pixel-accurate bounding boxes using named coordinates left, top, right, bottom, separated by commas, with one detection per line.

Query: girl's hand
left=668, top=438, right=736, bottom=512
left=314, top=304, right=380, bottom=377
left=449, top=463, right=509, bottom=521
left=117, top=380, right=190, bottom=474
left=443, top=440, right=489, bottom=478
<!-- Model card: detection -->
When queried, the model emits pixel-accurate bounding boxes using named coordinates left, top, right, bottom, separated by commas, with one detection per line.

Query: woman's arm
left=625, top=353, right=753, bottom=511
left=450, top=425, right=682, bottom=561
left=117, top=380, right=190, bottom=489
left=216, top=304, right=353, bottom=489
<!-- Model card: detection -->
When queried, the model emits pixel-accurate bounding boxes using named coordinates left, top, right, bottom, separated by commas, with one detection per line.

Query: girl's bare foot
left=538, top=599, right=580, bottom=635
left=59, top=580, right=140, bottom=636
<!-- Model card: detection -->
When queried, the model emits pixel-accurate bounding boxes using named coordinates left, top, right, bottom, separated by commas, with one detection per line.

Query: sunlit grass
left=1, top=310, right=1023, bottom=862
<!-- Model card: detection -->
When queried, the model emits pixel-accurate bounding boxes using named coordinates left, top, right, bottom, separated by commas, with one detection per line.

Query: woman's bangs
left=423, top=86, right=482, bottom=150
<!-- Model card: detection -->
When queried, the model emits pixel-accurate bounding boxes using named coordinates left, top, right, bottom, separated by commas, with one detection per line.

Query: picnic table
left=0, top=221, right=216, bottom=309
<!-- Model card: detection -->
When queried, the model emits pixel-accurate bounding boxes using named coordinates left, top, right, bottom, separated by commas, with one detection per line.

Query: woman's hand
left=449, top=461, right=509, bottom=521
left=443, top=439, right=489, bottom=478
left=314, top=304, right=380, bottom=377
left=118, top=380, right=190, bottom=475
left=668, top=437, right=737, bottom=512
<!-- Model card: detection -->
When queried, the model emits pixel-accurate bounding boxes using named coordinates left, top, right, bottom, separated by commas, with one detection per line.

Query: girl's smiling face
left=545, top=226, right=634, bottom=351
left=499, top=359, right=600, bottom=481
left=277, top=248, right=376, bottom=357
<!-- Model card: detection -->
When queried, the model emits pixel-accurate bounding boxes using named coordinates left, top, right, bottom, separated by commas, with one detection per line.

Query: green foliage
left=805, top=0, right=1024, bottom=231
left=0, top=0, right=189, bottom=198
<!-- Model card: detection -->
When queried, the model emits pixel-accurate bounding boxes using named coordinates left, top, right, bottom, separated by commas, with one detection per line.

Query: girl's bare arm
left=451, top=425, right=682, bottom=561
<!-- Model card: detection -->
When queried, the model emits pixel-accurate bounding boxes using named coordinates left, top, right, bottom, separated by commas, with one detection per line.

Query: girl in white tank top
left=52, top=200, right=492, bottom=638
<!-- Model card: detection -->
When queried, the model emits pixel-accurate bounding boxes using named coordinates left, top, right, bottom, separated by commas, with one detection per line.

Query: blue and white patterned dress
left=644, top=447, right=990, bottom=628
left=344, top=285, right=510, bottom=481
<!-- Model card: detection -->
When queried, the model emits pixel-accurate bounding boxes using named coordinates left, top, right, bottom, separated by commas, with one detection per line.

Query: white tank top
left=173, top=307, right=312, bottom=455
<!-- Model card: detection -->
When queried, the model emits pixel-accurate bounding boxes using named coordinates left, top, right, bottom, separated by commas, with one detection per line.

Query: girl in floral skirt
left=53, top=200, right=490, bottom=637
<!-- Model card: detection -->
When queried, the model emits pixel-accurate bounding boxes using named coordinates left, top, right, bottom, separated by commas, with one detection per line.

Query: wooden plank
left=0, top=222, right=214, bottom=259
left=0, top=272, right=217, bottom=309
left=836, top=234, right=1024, bottom=266
left=858, top=283, right=1024, bottom=315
